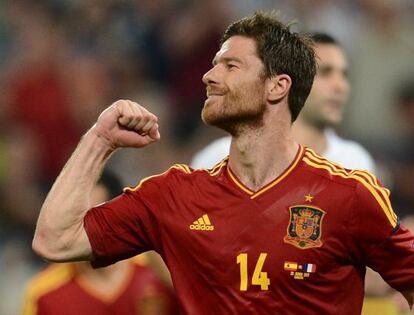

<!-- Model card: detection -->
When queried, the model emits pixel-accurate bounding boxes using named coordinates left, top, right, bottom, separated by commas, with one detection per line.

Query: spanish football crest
left=284, top=205, right=326, bottom=249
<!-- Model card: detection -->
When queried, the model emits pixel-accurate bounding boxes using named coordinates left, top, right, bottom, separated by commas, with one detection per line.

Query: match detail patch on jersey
left=189, top=214, right=214, bottom=231
left=284, top=261, right=317, bottom=280
left=284, top=205, right=326, bottom=249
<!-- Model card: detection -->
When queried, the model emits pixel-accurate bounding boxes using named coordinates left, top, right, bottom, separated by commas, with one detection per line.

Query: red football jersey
left=84, top=146, right=414, bottom=315
left=21, top=257, right=178, bottom=315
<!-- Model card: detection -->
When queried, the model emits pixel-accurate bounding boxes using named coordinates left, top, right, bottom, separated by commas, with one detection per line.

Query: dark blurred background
left=0, top=0, right=413, bottom=313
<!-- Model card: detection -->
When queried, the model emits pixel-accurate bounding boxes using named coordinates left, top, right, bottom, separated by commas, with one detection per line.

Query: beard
left=202, top=83, right=266, bottom=136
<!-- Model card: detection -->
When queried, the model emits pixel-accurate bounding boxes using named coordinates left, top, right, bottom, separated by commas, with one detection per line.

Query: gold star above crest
left=305, top=194, right=314, bottom=202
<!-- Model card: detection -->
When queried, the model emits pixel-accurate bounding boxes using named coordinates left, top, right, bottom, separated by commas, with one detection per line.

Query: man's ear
left=267, top=74, right=292, bottom=104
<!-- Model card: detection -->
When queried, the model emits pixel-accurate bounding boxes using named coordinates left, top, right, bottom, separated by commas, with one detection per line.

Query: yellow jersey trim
left=303, top=150, right=397, bottom=227
left=251, top=146, right=304, bottom=199
left=225, top=146, right=304, bottom=199
left=123, top=164, right=190, bottom=192
left=21, top=264, right=74, bottom=315
left=207, top=158, right=228, bottom=177
left=227, top=167, right=254, bottom=195
left=305, top=149, right=396, bottom=222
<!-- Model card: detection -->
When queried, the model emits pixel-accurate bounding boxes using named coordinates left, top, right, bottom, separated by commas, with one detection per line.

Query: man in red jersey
left=32, top=12, right=414, bottom=315
left=23, top=171, right=178, bottom=315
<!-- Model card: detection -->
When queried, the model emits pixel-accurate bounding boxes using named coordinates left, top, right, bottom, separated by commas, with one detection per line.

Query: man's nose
left=202, top=65, right=219, bottom=86
left=333, top=73, right=350, bottom=95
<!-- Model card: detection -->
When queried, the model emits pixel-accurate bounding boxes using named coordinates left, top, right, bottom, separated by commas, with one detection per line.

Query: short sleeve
left=367, top=224, right=414, bottom=291
left=350, top=178, right=414, bottom=291
left=84, top=188, right=160, bottom=268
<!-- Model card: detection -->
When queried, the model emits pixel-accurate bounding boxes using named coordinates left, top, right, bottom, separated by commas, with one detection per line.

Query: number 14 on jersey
left=237, top=253, right=270, bottom=291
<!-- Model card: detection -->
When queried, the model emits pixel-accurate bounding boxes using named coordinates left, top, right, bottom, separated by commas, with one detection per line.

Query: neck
left=75, top=260, right=129, bottom=282
left=73, top=261, right=131, bottom=299
left=292, top=119, right=327, bottom=155
left=228, top=109, right=298, bottom=191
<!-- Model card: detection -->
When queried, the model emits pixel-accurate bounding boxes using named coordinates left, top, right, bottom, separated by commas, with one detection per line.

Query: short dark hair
left=220, top=12, right=317, bottom=122
left=97, top=170, right=123, bottom=199
left=310, top=32, right=339, bottom=45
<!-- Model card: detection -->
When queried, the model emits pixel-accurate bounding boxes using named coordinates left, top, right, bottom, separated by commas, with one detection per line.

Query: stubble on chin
left=202, top=98, right=266, bottom=137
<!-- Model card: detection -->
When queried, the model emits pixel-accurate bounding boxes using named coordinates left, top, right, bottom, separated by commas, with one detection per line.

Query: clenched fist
left=91, top=100, right=160, bottom=149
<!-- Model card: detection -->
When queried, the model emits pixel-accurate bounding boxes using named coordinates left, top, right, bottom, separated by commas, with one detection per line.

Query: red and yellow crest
left=284, top=205, right=326, bottom=249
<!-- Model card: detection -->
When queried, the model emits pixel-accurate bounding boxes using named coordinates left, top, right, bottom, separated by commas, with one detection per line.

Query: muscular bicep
left=33, top=217, right=94, bottom=263
left=57, top=224, right=95, bottom=262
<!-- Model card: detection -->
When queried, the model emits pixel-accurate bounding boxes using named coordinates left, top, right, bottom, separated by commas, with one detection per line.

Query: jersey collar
left=226, top=145, right=304, bottom=199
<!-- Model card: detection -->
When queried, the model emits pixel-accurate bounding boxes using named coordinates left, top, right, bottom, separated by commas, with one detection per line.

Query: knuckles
left=108, top=99, right=158, bottom=129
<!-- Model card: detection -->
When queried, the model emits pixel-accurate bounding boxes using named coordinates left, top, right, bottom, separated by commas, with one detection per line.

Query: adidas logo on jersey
left=189, top=214, right=214, bottom=231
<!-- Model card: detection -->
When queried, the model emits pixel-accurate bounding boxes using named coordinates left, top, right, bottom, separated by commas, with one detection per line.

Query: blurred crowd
left=0, top=0, right=413, bottom=314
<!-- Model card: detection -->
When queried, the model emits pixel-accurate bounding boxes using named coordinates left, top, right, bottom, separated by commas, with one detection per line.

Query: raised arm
left=32, top=100, right=160, bottom=262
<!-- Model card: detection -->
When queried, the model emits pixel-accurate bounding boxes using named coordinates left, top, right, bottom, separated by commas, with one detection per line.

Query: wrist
left=87, top=126, right=117, bottom=154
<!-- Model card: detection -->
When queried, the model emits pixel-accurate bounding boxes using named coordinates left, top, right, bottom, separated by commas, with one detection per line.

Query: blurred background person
left=21, top=170, right=179, bottom=315
left=377, top=78, right=414, bottom=218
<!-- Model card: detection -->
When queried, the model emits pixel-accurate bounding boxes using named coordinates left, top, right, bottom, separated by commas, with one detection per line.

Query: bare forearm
left=33, top=128, right=114, bottom=261
left=33, top=100, right=160, bottom=262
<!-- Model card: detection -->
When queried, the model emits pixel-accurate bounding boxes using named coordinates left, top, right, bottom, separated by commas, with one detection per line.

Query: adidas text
left=189, top=224, right=214, bottom=231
